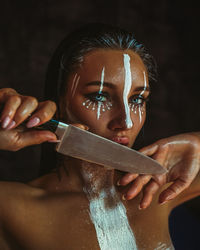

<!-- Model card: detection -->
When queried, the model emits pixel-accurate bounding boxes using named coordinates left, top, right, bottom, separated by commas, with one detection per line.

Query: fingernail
left=122, top=194, right=126, bottom=200
left=159, top=200, right=168, bottom=205
left=165, top=194, right=174, bottom=201
left=26, top=117, right=40, bottom=128
left=6, top=120, right=16, bottom=130
left=1, top=116, right=11, bottom=128
left=117, top=180, right=121, bottom=186
left=138, top=204, right=146, bottom=210
left=79, top=124, right=89, bottom=131
left=84, top=125, right=89, bottom=131
left=48, top=139, right=61, bottom=143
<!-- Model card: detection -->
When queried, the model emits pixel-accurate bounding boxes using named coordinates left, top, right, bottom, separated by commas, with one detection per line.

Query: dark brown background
left=0, top=1, right=199, bottom=249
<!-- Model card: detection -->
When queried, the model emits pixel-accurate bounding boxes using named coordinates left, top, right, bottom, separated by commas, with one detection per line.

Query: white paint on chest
left=88, top=187, right=138, bottom=250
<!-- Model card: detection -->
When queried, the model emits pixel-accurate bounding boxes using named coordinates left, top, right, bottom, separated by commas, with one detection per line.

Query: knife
left=39, top=119, right=166, bottom=174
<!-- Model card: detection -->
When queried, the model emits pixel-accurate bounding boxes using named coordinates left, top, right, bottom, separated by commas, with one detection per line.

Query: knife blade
left=41, top=119, right=166, bottom=174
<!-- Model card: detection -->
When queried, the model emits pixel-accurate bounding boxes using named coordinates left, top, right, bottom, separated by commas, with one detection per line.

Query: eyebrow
left=86, top=81, right=115, bottom=89
left=85, top=81, right=150, bottom=92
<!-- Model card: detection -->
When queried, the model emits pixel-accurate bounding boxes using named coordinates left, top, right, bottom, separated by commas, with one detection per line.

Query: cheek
left=66, top=97, right=110, bottom=128
left=130, top=105, right=146, bottom=129
left=129, top=109, right=146, bottom=145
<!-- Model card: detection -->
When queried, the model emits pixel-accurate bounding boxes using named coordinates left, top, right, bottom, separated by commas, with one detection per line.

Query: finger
left=13, top=130, right=57, bottom=151
left=124, top=175, right=152, bottom=200
left=0, top=95, right=22, bottom=128
left=0, top=88, right=18, bottom=103
left=71, top=123, right=89, bottom=131
left=139, top=144, right=158, bottom=156
left=159, top=179, right=191, bottom=204
left=139, top=181, right=160, bottom=209
left=26, top=100, right=56, bottom=128
left=10, top=96, right=39, bottom=127
left=117, top=173, right=139, bottom=186
left=152, top=173, right=167, bottom=186
left=148, top=146, right=169, bottom=170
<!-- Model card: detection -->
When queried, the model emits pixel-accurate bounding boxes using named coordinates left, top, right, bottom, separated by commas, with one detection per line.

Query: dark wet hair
left=45, top=23, right=157, bottom=109
left=41, top=23, right=157, bottom=175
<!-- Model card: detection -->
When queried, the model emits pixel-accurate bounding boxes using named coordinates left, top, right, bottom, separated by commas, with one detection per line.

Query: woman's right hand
left=0, top=88, right=58, bottom=151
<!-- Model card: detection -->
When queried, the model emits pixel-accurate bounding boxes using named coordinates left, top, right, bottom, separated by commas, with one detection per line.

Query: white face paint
left=123, top=54, right=133, bottom=128
left=97, top=67, right=105, bottom=120
left=82, top=99, right=112, bottom=111
left=70, top=73, right=80, bottom=98
left=138, top=71, right=147, bottom=123
left=81, top=54, right=147, bottom=127
left=82, top=67, right=112, bottom=115
left=65, top=73, right=81, bottom=123
left=127, top=70, right=147, bottom=123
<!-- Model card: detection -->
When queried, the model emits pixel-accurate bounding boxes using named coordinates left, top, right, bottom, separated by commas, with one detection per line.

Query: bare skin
left=120, top=133, right=200, bottom=208
left=0, top=50, right=199, bottom=250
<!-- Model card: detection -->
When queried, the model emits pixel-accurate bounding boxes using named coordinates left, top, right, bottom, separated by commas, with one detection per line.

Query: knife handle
left=21, top=119, right=68, bottom=138
left=37, top=120, right=69, bottom=140
left=37, top=119, right=60, bottom=133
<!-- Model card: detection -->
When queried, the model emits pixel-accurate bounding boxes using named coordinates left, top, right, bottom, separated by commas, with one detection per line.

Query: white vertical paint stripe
left=123, top=54, right=133, bottom=128
left=97, top=67, right=105, bottom=120
left=88, top=187, right=138, bottom=250
left=100, top=67, right=105, bottom=92
left=138, top=107, right=142, bottom=123
left=140, top=71, right=147, bottom=96
left=97, top=102, right=102, bottom=120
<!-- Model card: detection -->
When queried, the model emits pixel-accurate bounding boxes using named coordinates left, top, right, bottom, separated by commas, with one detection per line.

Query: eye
left=85, top=92, right=109, bottom=103
left=129, top=95, right=146, bottom=106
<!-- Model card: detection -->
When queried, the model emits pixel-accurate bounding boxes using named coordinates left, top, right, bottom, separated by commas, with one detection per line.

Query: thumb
left=18, top=130, right=57, bottom=149
left=71, top=123, right=89, bottom=131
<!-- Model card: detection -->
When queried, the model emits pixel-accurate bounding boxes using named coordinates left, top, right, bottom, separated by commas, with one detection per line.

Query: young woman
left=0, top=24, right=199, bottom=250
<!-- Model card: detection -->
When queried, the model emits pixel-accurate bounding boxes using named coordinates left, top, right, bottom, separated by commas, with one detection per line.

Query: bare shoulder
left=0, top=181, right=46, bottom=249
left=0, top=181, right=45, bottom=216
left=0, top=177, right=90, bottom=250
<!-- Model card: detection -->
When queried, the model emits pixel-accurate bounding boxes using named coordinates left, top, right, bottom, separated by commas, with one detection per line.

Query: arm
left=118, top=133, right=200, bottom=209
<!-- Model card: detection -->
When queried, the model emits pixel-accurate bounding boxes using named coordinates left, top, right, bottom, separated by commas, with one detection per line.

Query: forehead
left=76, top=49, right=147, bottom=84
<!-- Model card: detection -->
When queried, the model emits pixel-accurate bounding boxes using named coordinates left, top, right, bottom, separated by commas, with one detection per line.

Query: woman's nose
left=108, top=105, right=133, bottom=131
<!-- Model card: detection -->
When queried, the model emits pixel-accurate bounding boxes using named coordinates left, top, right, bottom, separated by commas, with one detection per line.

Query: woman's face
left=61, top=49, right=150, bottom=148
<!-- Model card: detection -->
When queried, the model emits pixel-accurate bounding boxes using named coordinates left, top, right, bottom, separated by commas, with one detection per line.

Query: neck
left=58, top=156, right=118, bottom=194
left=81, top=161, right=115, bottom=198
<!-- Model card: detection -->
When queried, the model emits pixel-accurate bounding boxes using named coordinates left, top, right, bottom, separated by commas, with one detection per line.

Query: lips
left=112, top=136, right=129, bottom=146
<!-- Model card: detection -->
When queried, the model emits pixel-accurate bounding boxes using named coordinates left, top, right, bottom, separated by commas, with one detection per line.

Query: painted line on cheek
left=139, top=107, right=142, bottom=123
left=97, top=102, right=102, bottom=120
left=123, top=54, right=133, bottom=128
left=97, top=67, right=105, bottom=120
left=70, top=73, right=77, bottom=96
left=139, top=71, right=147, bottom=123
left=71, top=74, right=80, bottom=98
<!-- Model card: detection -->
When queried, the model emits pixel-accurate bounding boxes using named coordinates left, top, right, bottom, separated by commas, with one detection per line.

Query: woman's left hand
left=118, top=133, right=200, bottom=209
